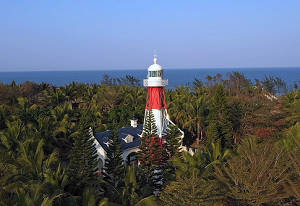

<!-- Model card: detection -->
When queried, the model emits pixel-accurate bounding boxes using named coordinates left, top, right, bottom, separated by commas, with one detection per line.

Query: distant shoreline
left=1, top=68, right=300, bottom=90
left=1, top=66, right=300, bottom=73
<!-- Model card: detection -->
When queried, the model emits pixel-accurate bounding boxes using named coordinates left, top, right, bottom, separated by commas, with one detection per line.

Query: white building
left=92, top=118, right=142, bottom=171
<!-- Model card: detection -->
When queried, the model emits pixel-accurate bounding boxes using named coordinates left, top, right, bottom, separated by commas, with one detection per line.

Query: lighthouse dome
left=148, top=63, right=162, bottom=71
left=144, top=55, right=168, bottom=87
left=148, top=57, right=162, bottom=71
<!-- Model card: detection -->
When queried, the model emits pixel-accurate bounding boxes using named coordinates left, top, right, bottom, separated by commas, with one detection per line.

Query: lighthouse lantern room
left=143, top=54, right=171, bottom=138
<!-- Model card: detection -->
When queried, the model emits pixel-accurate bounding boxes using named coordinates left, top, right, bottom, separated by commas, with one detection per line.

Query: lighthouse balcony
left=143, top=79, right=168, bottom=87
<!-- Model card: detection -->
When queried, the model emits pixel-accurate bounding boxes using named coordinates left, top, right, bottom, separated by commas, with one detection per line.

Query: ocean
left=0, top=68, right=300, bottom=90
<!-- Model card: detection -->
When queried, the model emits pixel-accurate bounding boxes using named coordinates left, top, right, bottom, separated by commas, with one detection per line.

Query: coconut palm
left=0, top=105, right=7, bottom=130
left=102, top=86, right=121, bottom=110
left=0, top=138, right=64, bottom=205
left=60, top=82, right=78, bottom=103
left=161, top=149, right=226, bottom=205
left=184, top=96, right=209, bottom=142
left=122, top=166, right=139, bottom=205
left=174, top=150, right=203, bottom=176
left=202, top=142, right=232, bottom=174
left=123, top=86, right=146, bottom=113
left=13, top=187, right=62, bottom=206
left=91, top=85, right=120, bottom=112
left=80, top=84, right=97, bottom=109
left=0, top=119, right=24, bottom=157
left=50, top=104, right=78, bottom=154
left=168, top=85, right=190, bottom=129
left=285, top=96, right=300, bottom=124
left=39, top=87, right=66, bottom=108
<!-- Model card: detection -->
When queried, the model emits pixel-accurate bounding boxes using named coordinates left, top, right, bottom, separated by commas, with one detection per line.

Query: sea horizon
left=1, top=67, right=300, bottom=90
left=1, top=66, right=299, bottom=73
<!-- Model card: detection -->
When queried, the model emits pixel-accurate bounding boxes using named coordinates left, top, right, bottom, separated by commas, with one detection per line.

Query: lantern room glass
left=148, top=70, right=163, bottom=77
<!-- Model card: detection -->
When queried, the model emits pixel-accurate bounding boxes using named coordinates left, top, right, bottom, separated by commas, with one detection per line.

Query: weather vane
left=153, top=50, right=157, bottom=64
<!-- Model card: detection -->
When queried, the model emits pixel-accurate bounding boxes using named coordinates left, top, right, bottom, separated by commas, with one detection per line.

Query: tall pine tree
left=166, top=124, right=182, bottom=158
left=137, top=110, right=157, bottom=179
left=66, top=114, right=99, bottom=196
left=208, top=84, right=233, bottom=150
left=137, top=110, right=165, bottom=194
left=148, top=134, right=164, bottom=192
left=102, top=126, right=125, bottom=191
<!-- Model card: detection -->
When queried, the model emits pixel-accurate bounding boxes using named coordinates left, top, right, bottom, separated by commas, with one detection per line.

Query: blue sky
left=0, top=0, right=299, bottom=71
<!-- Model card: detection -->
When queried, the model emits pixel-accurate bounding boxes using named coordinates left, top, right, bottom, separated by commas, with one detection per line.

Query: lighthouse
left=93, top=54, right=185, bottom=171
left=143, top=54, right=171, bottom=138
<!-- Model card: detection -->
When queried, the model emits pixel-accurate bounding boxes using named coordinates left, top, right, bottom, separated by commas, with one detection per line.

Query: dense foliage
left=66, top=113, right=99, bottom=197
left=0, top=72, right=300, bottom=205
left=137, top=110, right=166, bottom=194
left=102, top=126, right=125, bottom=203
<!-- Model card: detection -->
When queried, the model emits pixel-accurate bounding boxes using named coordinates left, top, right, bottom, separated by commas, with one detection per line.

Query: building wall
left=93, top=134, right=140, bottom=169
left=122, top=147, right=140, bottom=161
left=93, top=139, right=107, bottom=170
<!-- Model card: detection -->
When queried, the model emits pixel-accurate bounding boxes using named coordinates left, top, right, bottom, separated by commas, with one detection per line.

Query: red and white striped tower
left=143, top=54, right=171, bottom=139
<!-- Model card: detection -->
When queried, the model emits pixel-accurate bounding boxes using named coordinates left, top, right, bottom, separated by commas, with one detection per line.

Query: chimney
left=130, top=118, right=138, bottom=128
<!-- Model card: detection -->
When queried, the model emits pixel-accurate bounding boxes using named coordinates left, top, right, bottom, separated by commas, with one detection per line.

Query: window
left=124, top=134, right=134, bottom=143
left=148, top=71, right=153, bottom=77
left=126, top=152, right=138, bottom=166
left=148, top=71, right=162, bottom=77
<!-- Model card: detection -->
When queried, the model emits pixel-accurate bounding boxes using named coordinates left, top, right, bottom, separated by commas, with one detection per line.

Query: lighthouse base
left=144, top=108, right=171, bottom=138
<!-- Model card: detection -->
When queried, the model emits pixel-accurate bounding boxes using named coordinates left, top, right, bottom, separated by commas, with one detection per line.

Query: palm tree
left=91, top=85, right=120, bottom=112
left=34, top=116, right=57, bottom=154
left=184, top=96, right=209, bottom=142
left=43, top=163, right=77, bottom=205
left=123, top=86, right=146, bottom=113
left=39, top=87, right=66, bottom=108
left=122, top=166, right=139, bottom=205
left=102, top=85, right=121, bottom=110
left=14, top=187, right=62, bottom=206
left=60, top=82, right=78, bottom=103
left=285, top=93, right=300, bottom=124
left=51, top=104, right=78, bottom=154
left=168, top=85, right=190, bottom=129
left=0, top=105, right=7, bottom=130
left=202, top=142, right=232, bottom=174
left=81, top=83, right=96, bottom=109
left=0, top=119, right=24, bottom=157
left=0, top=138, right=63, bottom=205
left=161, top=150, right=226, bottom=205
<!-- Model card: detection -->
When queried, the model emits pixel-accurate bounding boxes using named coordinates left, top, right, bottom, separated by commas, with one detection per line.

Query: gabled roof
left=94, top=124, right=143, bottom=151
